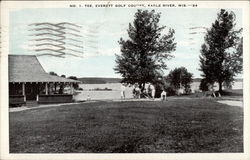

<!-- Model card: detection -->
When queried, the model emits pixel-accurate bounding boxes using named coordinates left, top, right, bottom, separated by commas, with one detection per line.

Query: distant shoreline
left=78, top=77, right=243, bottom=84
left=78, top=77, right=122, bottom=84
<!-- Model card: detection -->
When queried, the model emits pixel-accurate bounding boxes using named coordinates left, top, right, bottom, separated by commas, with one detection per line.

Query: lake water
left=74, top=81, right=243, bottom=101
left=74, top=83, right=134, bottom=101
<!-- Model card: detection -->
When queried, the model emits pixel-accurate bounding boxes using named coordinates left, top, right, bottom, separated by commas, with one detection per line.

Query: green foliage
left=78, top=77, right=121, bottom=84
left=199, top=9, right=242, bottom=92
left=49, top=71, right=58, bottom=76
left=114, top=9, right=176, bottom=88
left=166, top=67, right=193, bottom=93
left=68, top=76, right=78, bottom=80
left=165, top=85, right=177, bottom=96
left=199, top=78, right=210, bottom=91
left=154, top=81, right=167, bottom=98
left=68, top=76, right=79, bottom=89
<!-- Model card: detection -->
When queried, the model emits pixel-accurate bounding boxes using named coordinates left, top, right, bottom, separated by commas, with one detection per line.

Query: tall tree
left=114, top=9, right=176, bottom=91
left=166, top=67, right=193, bottom=93
left=199, top=9, right=242, bottom=93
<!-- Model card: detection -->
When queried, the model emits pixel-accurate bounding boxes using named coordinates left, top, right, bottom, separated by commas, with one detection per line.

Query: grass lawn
left=9, top=99, right=243, bottom=153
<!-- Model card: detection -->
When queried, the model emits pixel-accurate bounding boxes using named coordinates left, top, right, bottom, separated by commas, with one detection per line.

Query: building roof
left=9, top=55, right=79, bottom=83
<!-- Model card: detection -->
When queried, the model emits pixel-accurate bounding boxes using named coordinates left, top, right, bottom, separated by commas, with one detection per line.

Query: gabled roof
left=9, top=55, right=79, bottom=83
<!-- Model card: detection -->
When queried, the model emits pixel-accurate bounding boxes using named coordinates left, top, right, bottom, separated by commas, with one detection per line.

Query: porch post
left=54, top=82, right=57, bottom=93
left=45, top=82, right=48, bottom=95
left=22, top=83, right=26, bottom=102
left=70, top=83, right=73, bottom=94
left=22, top=83, right=25, bottom=95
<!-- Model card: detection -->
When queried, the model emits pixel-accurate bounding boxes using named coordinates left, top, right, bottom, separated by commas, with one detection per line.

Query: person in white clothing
left=121, top=83, right=126, bottom=99
left=149, top=83, right=155, bottom=99
left=161, top=90, right=167, bottom=101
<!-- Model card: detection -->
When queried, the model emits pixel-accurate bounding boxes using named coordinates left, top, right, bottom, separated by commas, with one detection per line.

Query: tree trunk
left=219, top=81, right=223, bottom=93
left=141, top=82, right=145, bottom=92
left=54, top=83, right=57, bottom=93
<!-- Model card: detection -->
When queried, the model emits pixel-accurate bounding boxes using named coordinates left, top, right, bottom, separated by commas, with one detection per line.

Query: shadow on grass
left=220, top=89, right=243, bottom=96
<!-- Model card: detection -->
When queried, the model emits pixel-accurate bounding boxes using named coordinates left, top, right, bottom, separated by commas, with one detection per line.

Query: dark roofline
left=9, top=54, right=37, bottom=56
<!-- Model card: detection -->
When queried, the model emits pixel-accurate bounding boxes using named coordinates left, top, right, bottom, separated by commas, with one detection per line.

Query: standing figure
left=87, top=95, right=91, bottom=101
left=133, top=83, right=141, bottom=99
left=209, top=84, right=216, bottom=97
left=149, top=83, right=155, bottom=100
left=121, top=83, right=126, bottom=99
left=161, top=90, right=167, bottom=101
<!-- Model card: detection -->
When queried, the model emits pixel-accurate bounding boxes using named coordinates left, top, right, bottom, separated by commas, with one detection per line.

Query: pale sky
left=10, top=8, right=242, bottom=78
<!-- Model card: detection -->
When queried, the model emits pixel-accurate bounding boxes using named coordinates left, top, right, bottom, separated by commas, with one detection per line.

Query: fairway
left=9, top=99, right=243, bottom=153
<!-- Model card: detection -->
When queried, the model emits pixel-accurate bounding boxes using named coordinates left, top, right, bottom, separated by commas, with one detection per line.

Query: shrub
left=199, top=78, right=210, bottom=91
left=165, top=85, right=176, bottom=96
left=166, top=67, right=193, bottom=95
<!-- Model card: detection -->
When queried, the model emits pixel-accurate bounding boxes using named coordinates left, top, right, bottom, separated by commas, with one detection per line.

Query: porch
left=9, top=82, right=76, bottom=107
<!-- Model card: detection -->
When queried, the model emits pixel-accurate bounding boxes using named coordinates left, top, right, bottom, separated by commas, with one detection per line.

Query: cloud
left=83, top=47, right=120, bottom=58
left=99, top=47, right=120, bottom=56
left=109, top=30, right=127, bottom=37
left=173, top=52, right=200, bottom=60
left=177, top=38, right=204, bottom=50
left=178, top=41, right=190, bottom=47
left=20, top=43, right=34, bottom=51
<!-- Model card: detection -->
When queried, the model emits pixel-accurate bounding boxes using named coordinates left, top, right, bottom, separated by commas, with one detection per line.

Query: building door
left=25, top=83, right=39, bottom=100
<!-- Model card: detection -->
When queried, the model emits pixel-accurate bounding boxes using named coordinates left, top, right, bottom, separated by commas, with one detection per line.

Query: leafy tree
left=49, top=71, right=59, bottom=92
left=166, top=67, right=193, bottom=93
left=199, top=9, right=242, bottom=93
left=68, top=76, right=79, bottom=89
left=49, top=71, right=58, bottom=76
left=68, top=76, right=78, bottom=80
left=114, top=9, right=176, bottom=91
left=57, top=75, right=66, bottom=93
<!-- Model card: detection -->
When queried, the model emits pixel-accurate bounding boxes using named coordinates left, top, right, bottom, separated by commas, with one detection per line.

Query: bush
left=155, top=82, right=176, bottom=97
left=166, top=67, right=193, bottom=95
left=199, top=78, right=210, bottom=91
left=165, top=85, right=176, bottom=96
left=155, top=83, right=163, bottom=98
left=184, top=85, right=192, bottom=94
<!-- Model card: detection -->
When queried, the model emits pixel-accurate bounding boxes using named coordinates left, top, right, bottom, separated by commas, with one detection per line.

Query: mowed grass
left=9, top=99, right=243, bottom=153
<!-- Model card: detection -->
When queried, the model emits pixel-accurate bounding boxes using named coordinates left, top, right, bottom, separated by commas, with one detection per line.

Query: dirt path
left=9, top=97, right=243, bottom=113
left=9, top=102, right=94, bottom=112
left=217, top=100, right=243, bottom=107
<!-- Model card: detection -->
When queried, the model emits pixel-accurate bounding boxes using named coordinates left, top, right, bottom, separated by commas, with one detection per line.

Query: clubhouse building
left=9, top=55, right=80, bottom=106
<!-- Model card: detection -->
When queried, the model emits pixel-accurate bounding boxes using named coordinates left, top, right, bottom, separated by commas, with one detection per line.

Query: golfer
left=149, top=83, right=155, bottom=99
left=121, top=83, right=126, bottom=99
left=134, top=83, right=141, bottom=99
left=161, top=90, right=167, bottom=101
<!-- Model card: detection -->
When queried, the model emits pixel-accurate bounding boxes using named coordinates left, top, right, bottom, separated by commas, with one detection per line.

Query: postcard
left=0, top=1, right=249, bottom=160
